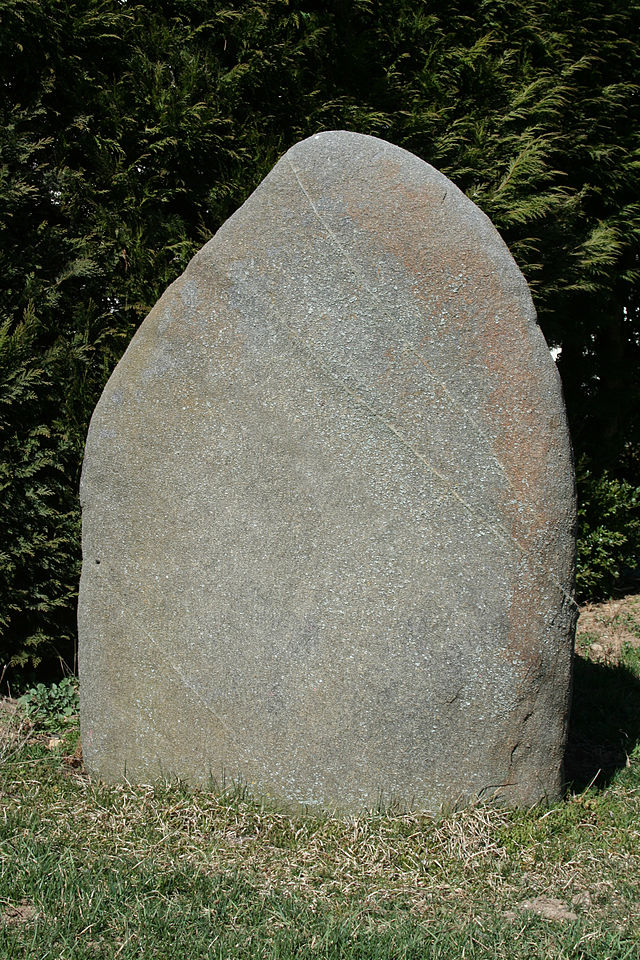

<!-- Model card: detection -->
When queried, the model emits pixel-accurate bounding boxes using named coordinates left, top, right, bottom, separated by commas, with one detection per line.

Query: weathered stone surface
left=78, top=131, right=576, bottom=811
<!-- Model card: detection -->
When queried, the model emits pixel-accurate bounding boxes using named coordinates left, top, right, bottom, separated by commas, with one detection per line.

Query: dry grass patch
left=1, top=594, right=639, bottom=958
left=577, top=592, right=640, bottom=660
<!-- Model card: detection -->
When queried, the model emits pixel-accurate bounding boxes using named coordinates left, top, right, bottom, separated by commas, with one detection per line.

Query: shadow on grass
left=564, top=651, right=640, bottom=791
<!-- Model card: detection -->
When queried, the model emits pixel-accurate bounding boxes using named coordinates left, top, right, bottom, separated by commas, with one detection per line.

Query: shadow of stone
left=564, top=652, right=640, bottom=792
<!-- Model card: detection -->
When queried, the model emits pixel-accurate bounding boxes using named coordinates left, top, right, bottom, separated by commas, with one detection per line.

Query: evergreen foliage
left=1, top=0, right=639, bottom=678
left=0, top=309, right=82, bottom=681
left=576, top=462, right=640, bottom=602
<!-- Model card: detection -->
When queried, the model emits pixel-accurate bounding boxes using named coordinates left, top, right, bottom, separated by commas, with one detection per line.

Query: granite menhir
left=78, top=131, right=576, bottom=811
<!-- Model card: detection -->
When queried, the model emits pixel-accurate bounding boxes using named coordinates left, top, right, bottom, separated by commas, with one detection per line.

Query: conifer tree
left=1, top=0, right=638, bottom=678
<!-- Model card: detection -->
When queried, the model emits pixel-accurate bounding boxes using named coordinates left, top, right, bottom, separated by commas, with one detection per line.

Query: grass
left=1, top=596, right=639, bottom=959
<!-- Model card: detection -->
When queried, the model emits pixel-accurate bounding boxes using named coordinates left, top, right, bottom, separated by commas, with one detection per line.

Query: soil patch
left=576, top=593, right=640, bottom=661
left=1, top=899, right=36, bottom=927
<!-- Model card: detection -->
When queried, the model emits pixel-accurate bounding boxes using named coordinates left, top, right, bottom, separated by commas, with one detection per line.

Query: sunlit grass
left=1, top=596, right=639, bottom=959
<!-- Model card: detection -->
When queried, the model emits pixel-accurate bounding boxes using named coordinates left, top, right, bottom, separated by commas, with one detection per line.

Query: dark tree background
left=1, top=0, right=639, bottom=683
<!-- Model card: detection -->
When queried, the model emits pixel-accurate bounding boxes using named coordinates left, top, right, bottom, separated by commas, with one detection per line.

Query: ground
left=0, top=595, right=638, bottom=958
left=576, top=591, right=640, bottom=661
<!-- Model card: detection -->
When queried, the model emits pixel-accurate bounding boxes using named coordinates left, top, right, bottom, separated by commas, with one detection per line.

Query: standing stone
left=78, top=131, right=576, bottom=811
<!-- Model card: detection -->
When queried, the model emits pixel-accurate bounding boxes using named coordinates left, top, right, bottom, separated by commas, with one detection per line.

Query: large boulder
left=78, top=131, right=576, bottom=811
